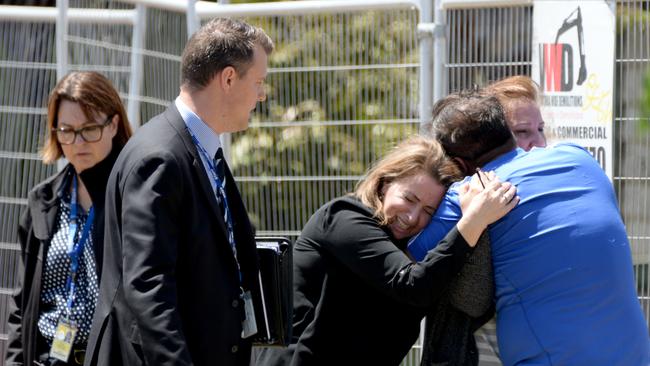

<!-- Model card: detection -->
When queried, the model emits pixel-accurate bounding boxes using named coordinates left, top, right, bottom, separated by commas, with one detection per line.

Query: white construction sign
left=532, top=0, right=616, bottom=178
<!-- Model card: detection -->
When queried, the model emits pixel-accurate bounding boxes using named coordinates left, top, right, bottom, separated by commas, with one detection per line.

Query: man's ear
left=453, top=157, right=475, bottom=177
left=220, top=66, right=237, bottom=89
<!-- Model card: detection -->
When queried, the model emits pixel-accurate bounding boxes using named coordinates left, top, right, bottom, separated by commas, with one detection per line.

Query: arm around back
left=312, top=197, right=475, bottom=308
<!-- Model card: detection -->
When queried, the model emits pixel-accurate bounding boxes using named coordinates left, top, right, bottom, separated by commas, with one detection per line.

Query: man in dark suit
left=84, top=18, right=273, bottom=366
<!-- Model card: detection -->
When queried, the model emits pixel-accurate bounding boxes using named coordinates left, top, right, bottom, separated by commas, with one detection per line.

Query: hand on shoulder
left=456, top=170, right=519, bottom=246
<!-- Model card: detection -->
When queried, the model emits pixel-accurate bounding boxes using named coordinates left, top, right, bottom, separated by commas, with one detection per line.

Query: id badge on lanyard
left=50, top=317, right=78, bottom=362
left=241, top=290, right=257, bottom=338
left=50, top=175, right=94, bottom=362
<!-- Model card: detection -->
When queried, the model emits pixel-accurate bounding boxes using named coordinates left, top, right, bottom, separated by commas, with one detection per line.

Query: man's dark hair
left=181, top=18, right=274, bottom=90
left=428, top=91, right=516, bottom=171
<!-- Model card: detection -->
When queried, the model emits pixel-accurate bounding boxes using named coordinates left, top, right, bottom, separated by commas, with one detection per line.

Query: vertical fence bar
left=432, top=0, right=446, bottom=103
left=127, top=3, right=146, bottom=129
left=56, top=0, right=68, bottom=171
left=186, top=0, right=199, bottom=37
left=419, top=0, right=434, bottom=131
left=56, top=0, right=68, bottom=80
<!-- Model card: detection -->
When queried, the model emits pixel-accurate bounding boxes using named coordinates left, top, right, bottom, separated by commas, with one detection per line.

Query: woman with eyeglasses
left=5, top=71, right=132, bottom=366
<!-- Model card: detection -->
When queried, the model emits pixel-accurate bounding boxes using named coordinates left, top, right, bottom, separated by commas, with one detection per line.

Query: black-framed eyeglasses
left=52, top=115, right=113, bottom=145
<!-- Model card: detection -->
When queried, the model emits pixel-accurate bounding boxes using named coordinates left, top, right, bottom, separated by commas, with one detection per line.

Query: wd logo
left=539, top=43, right=574, bottom=92
left=538, top=7, right=587, bottom=92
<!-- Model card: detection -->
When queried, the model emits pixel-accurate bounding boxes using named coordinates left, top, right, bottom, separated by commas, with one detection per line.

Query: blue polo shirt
left=408, top=143, right=650, bottom=365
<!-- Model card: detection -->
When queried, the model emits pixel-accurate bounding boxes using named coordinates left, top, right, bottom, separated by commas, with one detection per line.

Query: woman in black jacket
left=4, top=72, right=132, bottom=366
left=257, top=136, right=518, bottom=366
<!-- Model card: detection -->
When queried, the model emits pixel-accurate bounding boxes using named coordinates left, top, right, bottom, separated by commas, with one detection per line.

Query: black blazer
left=4, top=147, right=119, bottom=366
left=257, top=196, right=475, bottom=366
left=84, top=105, right=259, bottom=366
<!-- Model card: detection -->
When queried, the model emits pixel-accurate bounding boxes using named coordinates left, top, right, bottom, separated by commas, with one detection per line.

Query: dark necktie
left=214, top=148, right=237, bottom=258
left=214, top=147, right=226, bottom=190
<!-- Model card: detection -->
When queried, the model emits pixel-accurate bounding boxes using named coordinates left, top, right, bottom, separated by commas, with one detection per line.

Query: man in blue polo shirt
left=409, top=92, right=649, bottom=365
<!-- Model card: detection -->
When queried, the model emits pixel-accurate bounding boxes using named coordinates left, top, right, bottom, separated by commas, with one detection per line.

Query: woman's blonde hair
left=354, top=136, right=462, bottom=225
left=483, top=75, right=540, bottom=111
left=42, top=71, right=133, bottom=164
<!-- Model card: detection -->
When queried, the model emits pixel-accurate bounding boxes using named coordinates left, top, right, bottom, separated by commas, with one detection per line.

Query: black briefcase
left=252, top=237, right=293, bottom=346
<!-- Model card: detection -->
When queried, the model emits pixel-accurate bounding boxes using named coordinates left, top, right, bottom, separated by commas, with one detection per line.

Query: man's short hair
left=428, top=91, right=515, bottom=166
left=181, top=18, right=274, bottom=90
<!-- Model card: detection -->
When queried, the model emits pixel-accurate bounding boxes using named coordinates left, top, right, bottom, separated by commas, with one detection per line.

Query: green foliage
left=618, top=5, right=650, bottom=134
left=617, top=4, right=650, bottom=34
left=229, top=12, right=420, bottom=231
left=641, top=69, right=650, bottom=133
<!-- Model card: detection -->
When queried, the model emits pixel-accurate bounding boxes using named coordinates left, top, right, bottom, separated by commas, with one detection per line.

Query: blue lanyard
left=65, top=175, right=95, bottom=318
left=186, top=128, right=242, bottom=285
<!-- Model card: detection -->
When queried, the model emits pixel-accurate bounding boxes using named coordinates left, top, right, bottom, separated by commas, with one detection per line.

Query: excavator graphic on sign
left=555, top=6, right=587, bottom=86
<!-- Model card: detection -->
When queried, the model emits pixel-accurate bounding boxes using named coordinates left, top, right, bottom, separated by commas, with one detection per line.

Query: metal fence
left=0, top=1, right=649, bottom=365
left=0, top=10, right=59, bottom=363
left=615, top=0, right=650, bottom=318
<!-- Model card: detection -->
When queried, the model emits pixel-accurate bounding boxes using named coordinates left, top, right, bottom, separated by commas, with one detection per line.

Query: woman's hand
left=457, top=170, right=519, bottom=246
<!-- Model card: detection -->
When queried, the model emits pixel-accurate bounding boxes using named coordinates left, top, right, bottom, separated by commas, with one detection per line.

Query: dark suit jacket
left=84, top=105, right=259, bottom=366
